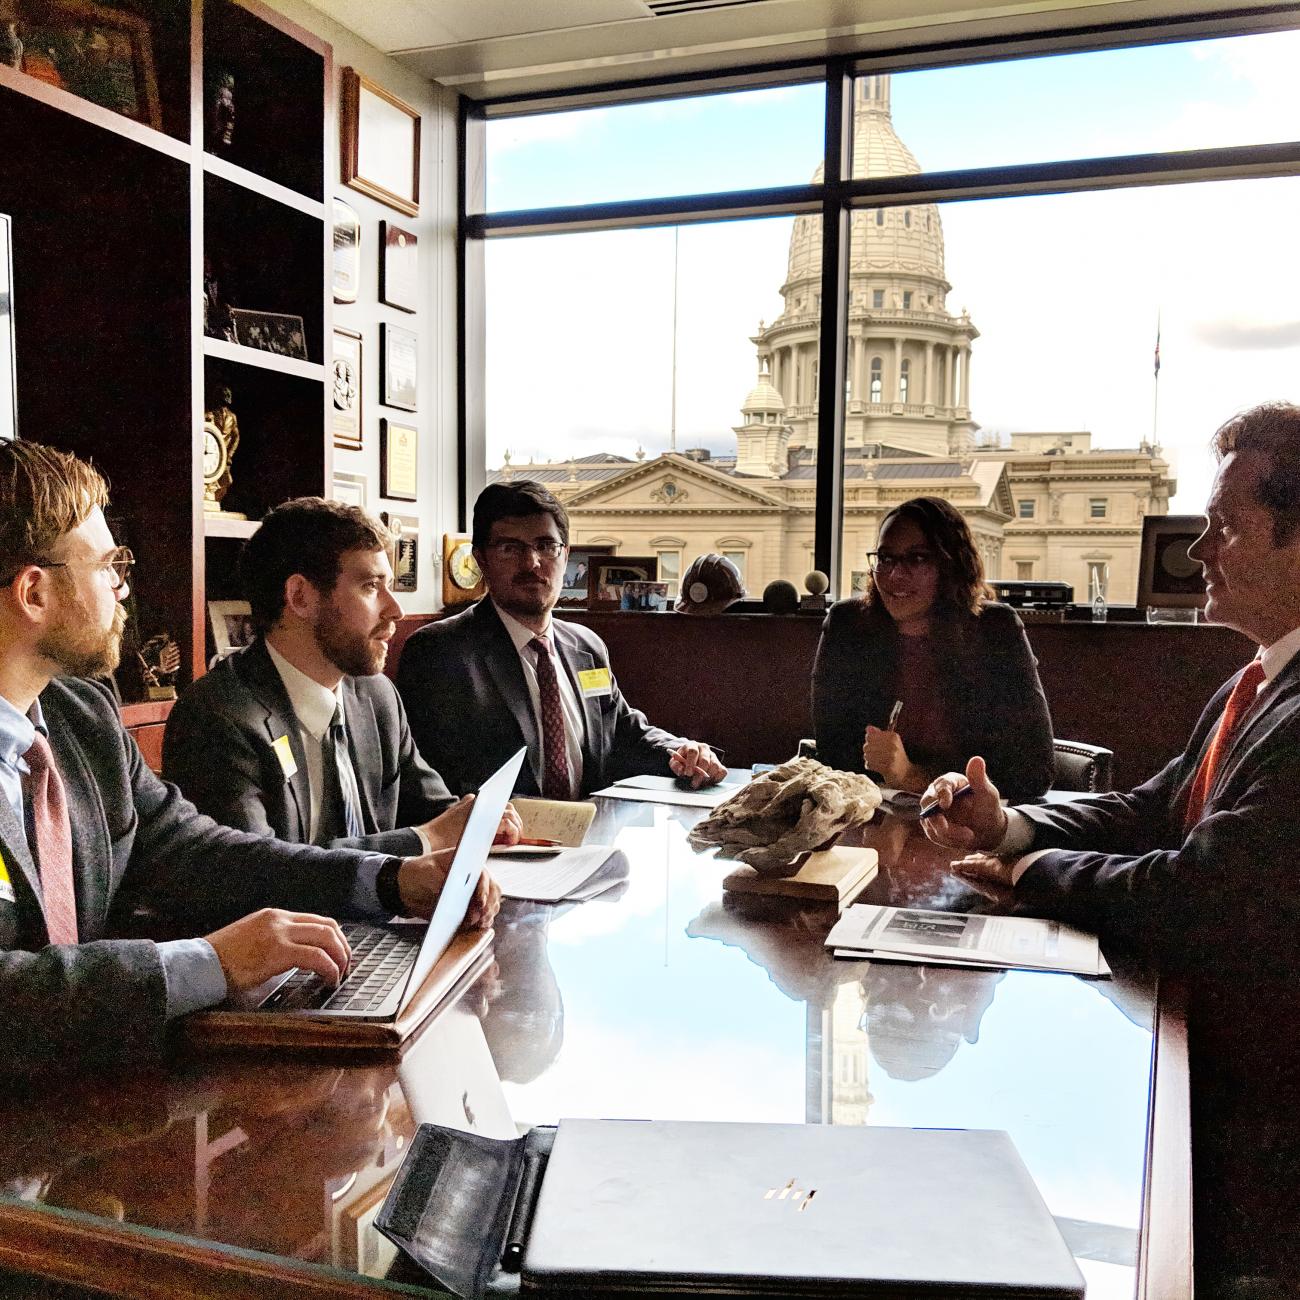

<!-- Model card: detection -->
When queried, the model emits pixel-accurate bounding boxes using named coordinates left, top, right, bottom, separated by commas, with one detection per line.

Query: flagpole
left=670, top=225, right=679, bottom=455
left=1152, top=311, right=1161, bottom=449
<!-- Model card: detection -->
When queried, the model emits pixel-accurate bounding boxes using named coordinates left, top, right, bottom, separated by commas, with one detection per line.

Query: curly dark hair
left=862, top=496, right=991, bottom=623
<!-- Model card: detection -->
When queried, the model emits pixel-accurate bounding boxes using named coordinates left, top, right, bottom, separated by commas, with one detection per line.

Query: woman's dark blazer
left=811, top=598, right=1055, bottom=800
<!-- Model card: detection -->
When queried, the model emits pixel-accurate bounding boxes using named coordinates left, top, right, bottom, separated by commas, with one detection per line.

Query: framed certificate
left=341, top=68, right=421, bottom=217
left=381, top=419, right=418, bottom=501
left=379, top=221, right=418, bottom=314
left=380, top=323, right=417, bottom=411
left=332, top=199, right=361, bottom=305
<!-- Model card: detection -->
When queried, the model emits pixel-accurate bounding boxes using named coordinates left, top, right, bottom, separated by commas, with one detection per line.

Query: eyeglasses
left=2, top=547, right=136, bottom=591
left=485, top=539, right=565, bottom=561
left=864, top=549, right=936, bottom=576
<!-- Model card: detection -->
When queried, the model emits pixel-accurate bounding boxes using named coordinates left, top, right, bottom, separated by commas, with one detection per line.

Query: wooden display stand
left=723, top=845, right=878, bottom=907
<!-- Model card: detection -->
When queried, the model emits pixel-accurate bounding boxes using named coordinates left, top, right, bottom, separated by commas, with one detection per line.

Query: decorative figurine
left=139, top=633, right=181, bottom=701
left=203, top=383, right=245, bottom=517
left=800, top=570, right=829, bottom=612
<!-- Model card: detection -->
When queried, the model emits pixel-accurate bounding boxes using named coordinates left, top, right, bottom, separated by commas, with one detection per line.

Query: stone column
left=959, top=346, right=971, bottom=409
left=892, top=338, right=904, bottom=404
left=924, top=341, right=936, bottom=407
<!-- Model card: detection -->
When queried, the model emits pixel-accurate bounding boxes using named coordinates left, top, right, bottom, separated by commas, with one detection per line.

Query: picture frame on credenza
left=1137, top=514, right=1208, bottom=611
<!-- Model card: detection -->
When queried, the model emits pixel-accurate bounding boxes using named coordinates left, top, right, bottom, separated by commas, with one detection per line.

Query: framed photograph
left=381, top=512, right=419, bottom=592
left=336, top=1174, right=399, bottom=1276
left=230, top=308, right=308, bottom=361
left=332, top=471, right=366, bottom=509
left=208, top=599, right=255, bottom=658
left=1137, top=514, right=1208, bottom=611
left=380, top=323, right=417, bottom=410
left=380, top=419, right=418, bottom=501
left=379, top=222, right=418, bottom=313
left=0, top=213, right=15, bottom=442
left=331, top=326, right=362, bottom=450
left=17, top=1, right=161, bottom=129
left=620, top=580, right=669, bottom=612
left=341, top=68, right=421, bottom=218
left=332, top=199, right=360, bottom=305
left=558, top=543, right=613, bottom=607
left=589, top=556, right=657, bottom=610
left=442, top=534, right=485, bottom=607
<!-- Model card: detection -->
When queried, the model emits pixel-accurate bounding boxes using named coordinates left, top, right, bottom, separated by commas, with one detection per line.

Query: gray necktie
left=319, top=702, right=364, bottom=843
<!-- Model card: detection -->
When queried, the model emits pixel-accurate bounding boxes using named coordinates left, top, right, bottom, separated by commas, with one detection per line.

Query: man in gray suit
left=163, top=499, right=518, bottom=856
left=396, top=480, right=725, bottom=799
left=920, top=401, right=1300, bottom=1291
left=0, top=442, right=498, bottom=1076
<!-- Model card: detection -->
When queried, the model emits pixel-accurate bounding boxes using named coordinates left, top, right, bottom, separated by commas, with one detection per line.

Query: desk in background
left=0, top=797, right=1189, bottom=1299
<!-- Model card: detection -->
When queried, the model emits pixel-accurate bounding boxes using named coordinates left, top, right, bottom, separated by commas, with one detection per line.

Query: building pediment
left=563, top=454, right=785, bottom=511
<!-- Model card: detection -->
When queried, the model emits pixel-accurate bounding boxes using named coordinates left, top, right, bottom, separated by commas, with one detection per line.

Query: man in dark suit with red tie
left=397, top=481, right=725, bottom=799
left=920, top=401, right=1300, bottom=1293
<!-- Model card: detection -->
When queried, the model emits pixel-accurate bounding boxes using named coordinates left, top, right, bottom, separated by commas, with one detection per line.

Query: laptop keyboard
left=262, top=923, right=421, bottom=1014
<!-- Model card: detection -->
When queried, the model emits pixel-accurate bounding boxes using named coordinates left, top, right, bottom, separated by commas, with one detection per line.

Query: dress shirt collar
left=1259, top=624, right=1300, bottom=684
left=264, top=639, right=344, bottom=741
left=0, top=691, right=40, bottom=773
left=493, top=599, right=554, bottom=654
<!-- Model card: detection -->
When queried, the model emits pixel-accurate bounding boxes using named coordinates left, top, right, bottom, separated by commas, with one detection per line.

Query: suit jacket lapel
left=241, top=641, right=312, bottom=841
left=342, top=677, right=378, bottom=833
left=1214, top=653, right=1300, bottom=801
left=477, top=601, right=543, bottom=789
left=0, top=793, right=42, bottom=930
left=552, top=624, right=598, bottom=770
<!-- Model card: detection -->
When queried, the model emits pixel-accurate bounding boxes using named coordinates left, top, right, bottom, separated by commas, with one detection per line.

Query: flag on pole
left=1153, top=320, right=1161, bottom=378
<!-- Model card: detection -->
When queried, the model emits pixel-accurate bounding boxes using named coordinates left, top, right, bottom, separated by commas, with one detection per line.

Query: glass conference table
left=0, top=792, right=1189, bottom=1299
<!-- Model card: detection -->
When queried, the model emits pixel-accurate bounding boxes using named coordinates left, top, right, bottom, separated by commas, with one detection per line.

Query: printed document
left=488, top=845, right=622, bottom=902
left=593, top=774, right=746, bottom=808
left=827, top=904, right=1109, bottom=977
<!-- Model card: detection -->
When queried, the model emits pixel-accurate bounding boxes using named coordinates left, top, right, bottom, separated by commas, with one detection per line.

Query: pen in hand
left=918, top=785, right=974, bottom=820
left=886, top=699, right=903, bottom=731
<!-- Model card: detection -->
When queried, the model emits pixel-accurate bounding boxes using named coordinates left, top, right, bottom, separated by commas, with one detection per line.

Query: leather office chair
left=796, top=737, right=1114, bottom=794
left=1050, top=739, right=1113, bottom=793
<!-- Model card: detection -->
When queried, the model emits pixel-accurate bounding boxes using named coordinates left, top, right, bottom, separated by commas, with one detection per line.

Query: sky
left=483, top=29, right=1300, bottom=514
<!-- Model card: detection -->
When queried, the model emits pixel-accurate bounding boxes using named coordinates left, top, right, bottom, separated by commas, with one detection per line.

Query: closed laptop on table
left=184, top=749, right=524, bottom=1051
left=378, top=1118, right=1085, bottom=1298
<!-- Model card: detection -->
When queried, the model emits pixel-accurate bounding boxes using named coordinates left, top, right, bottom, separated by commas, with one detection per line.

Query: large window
left=466, top=22, right=1300, bottom=603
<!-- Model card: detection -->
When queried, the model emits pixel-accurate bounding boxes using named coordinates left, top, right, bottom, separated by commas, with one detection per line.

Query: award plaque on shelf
left=380, top=418, right=418, bottom=501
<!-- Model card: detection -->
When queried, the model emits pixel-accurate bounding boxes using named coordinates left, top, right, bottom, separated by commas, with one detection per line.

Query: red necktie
left=23, top=732, right=79, bottom=945
left=530, top=635, right=572, bottom=800
left=1183, top=659, right=1267, bottom=831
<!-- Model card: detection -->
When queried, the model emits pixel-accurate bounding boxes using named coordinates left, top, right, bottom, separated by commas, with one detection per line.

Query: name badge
left=272, top=734, right=298, bottom=780
left=578, top=667, right=613, bottom=698
left=0, top=852, right=15, bottom=904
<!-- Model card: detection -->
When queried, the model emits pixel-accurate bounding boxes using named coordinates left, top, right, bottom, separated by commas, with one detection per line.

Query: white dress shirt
left=493, top=601, right=585, bottom=797
left=1003, top=623, right=1300, bottom=881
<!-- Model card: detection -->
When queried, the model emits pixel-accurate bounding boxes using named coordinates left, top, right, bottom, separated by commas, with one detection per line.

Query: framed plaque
left=230, top=309, right=308, bottom=360
left=380, top=419, right=418, bottom=501
left=381, top=513, right=419, bottom=592
left=341, top=68, right=421, bottom=217
left=331, top=327, right=362, bottom=450
left=332, top=471, right=367, bottom=508
left=379, top=222, right=418, bottom=313
left=208, top=599, right=255, bottom=658
left=332, top=199, right=360, bottom=304
left=380, top=323, right=417, bottom=411
left=1137, top=514, right=1208, bottom=611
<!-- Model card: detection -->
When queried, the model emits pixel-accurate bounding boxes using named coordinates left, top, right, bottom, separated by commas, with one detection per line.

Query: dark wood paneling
left=388, top=608, right=1254, bottom=790
left=129, top=723, right=166, bottom=774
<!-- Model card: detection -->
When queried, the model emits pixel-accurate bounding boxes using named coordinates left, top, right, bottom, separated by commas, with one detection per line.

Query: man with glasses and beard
left=165, top=497, right=519, bottom=856
left=396, top=480, right=724, bottom=799
left=0, top=445, right=499, bottom=1076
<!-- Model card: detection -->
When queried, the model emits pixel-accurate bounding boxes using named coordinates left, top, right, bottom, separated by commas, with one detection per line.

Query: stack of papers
left=510, top=797, right=596, bottom=846
left=487, top=845, right=623, bottom=902
left=826, top=904, right=1109, bottom=977
left=592, top=774, right=747, bottom=808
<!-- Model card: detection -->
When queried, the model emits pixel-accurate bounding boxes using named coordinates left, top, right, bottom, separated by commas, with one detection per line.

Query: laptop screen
left=400, top=748, right=525, bottom=1007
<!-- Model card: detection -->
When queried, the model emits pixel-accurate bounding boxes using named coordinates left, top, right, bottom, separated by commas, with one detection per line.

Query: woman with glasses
left=812, top=496, right=1054, bottom=800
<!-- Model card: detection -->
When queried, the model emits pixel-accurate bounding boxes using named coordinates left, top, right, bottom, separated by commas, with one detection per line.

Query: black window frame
left=458, top=8, right=1300, bottom=593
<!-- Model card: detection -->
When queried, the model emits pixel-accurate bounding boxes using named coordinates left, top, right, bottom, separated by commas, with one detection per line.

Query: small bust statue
left=674, top=553, right=745, bottom=614
left=208, top=70, right=235, bottom=149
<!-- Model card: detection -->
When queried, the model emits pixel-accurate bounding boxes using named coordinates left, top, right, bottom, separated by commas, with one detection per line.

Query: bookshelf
left=0, top=0, right=332, bottom=718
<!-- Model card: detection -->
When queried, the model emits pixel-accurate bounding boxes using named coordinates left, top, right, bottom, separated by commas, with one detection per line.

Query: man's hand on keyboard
left=397, top=847, right=503, bottom=930
left=205, top=909, right=352, bottom=993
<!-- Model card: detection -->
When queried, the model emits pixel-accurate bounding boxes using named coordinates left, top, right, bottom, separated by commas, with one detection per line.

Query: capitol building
left=492, top=75, right=1175, bottom=604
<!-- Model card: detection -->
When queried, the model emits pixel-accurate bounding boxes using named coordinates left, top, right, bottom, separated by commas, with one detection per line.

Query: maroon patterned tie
left=530, top=634, right=572, bottom=800
left=23, top=732, right=79, bottom=945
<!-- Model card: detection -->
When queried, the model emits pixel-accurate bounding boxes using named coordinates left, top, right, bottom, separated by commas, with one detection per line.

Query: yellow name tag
left=578, top=667, right=612, bottom=697
left=0, top=852, right=14, bottom=904
left=272, top=734, right=298, bottom=779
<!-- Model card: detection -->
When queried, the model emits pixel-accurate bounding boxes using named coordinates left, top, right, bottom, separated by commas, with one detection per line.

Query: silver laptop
left=524, top=1119, right=1085, bottom=1297
left=239, top=748, right=525, bottom=1023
